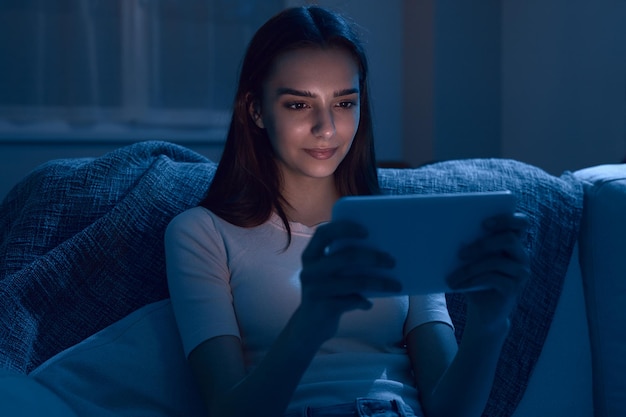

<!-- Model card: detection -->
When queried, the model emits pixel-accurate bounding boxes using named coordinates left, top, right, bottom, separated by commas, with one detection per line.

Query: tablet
left=330, top=191, right=517, bottom=296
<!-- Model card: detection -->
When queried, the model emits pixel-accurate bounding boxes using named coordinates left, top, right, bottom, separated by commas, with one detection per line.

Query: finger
left=307, top=271, right=403, bottom=297
left=331, top=294, right=374, bottom=312
left=451, top=273, right=518, bottom=296
left=308, top=294, right=374, bottom=314
left=447, top=257, right=530, bottom=292
left=300, top=244, right=396, bottom=285
left=459, top=231, right=529, bottom=264
left=483, top=212, right=529, bottom=234
left=328, top=245, right=396, bottom=269
left=302, top=220, right=368, bottom=264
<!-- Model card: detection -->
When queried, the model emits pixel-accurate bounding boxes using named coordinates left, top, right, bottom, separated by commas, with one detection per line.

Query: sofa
left=0, top=141, right=623, bottom=417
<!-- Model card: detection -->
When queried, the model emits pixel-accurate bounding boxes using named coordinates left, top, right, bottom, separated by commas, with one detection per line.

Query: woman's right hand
left=298, top=220, right=402, bottom=340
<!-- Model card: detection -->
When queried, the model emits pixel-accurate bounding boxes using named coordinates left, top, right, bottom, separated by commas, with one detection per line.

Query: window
left=0, top=0, right=284, bottom=142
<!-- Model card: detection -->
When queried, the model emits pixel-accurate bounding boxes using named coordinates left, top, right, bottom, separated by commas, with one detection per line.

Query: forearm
left=422, top=317, right=509, bottom=417
left=208, top=306, right=333, bottom=417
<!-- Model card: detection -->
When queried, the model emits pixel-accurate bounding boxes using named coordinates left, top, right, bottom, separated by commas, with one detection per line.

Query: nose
left=312, top=108, right=335, bottom=139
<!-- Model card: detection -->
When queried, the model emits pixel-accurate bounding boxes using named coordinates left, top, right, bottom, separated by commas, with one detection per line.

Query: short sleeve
left=403, top=293, right=453, bottom=336
left=164, top=207, right=240, bottom=357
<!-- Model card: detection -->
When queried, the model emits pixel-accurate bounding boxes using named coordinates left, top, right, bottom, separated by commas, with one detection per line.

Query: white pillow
left=0, top=369, right=78, bottom=417
left=30, top=300, right=205, bottom=417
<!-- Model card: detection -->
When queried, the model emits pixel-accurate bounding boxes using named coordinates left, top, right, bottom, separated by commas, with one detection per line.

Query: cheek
left=263, top=114, right=306, bottom=157
left=338, top=111, right=360, bottom=139
left=267, top=114, right=307, bottom=143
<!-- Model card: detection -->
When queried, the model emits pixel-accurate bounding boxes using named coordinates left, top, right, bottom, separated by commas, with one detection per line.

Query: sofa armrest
left=512, top=243, right=593, bottom=417
left=574, top=164, right=626, bottom=417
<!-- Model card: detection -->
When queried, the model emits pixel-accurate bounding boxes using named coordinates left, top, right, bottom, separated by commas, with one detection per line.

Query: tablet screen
left=330, top=191, right=516, bottom=295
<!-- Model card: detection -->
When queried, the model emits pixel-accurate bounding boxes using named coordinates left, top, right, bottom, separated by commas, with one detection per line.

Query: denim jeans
left=284, top=398, right=418, bottom=417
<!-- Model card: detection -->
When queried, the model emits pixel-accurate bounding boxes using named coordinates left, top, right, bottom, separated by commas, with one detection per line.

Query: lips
left=304, top=148, right=338, bottom=160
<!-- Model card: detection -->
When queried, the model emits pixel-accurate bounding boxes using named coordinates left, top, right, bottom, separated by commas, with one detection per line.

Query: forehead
left=264, top=47, right=360, bottom=92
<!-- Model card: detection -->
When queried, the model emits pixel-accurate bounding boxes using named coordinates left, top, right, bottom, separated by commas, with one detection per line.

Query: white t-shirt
left=164, top=206, right=453, bottom=414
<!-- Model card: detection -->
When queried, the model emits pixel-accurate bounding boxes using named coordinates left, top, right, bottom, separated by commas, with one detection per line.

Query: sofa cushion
left=574, top=164, right=626, bottom=417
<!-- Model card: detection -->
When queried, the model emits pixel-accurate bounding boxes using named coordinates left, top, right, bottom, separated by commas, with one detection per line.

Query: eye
left=286, top=102, right=309, bottom=110
left=337, top=101, right=357, bottom=109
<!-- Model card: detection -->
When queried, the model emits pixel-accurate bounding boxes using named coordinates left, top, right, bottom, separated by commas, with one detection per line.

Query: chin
left=306, top=162, right=342, bottom=178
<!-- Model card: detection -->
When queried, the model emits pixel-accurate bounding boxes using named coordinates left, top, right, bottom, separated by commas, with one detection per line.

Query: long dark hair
left=200, top=6, right=379, bottom=242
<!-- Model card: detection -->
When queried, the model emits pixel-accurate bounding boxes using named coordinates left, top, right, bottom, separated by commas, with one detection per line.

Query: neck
left=281, top=176, right=340, bottom=227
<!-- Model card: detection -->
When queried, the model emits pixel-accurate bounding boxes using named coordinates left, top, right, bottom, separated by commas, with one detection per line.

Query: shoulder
left=168, top=206, right=213, bottom=229
left=166, top=206, right=223, bottom=238
left=166, top=207, right=275, bottom=254
left=165, top=207, right=227, bottom=255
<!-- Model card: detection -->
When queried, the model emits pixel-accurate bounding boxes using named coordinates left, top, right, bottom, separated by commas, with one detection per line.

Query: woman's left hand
left=446, top=213, right=531, bottom=330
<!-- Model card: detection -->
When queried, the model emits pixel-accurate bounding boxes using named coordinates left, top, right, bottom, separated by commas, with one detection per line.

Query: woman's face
left=253, top=47, right=361, bottom=186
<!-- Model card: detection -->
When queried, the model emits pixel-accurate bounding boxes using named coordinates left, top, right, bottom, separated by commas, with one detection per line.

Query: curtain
left=0, top=0, right=283, bottom=132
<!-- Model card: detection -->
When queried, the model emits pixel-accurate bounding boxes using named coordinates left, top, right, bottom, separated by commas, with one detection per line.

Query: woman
left=165, top=6, right=529, bottom=417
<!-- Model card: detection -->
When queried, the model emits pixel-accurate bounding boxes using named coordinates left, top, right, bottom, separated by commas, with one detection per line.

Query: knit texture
left=0, top=141, right=215, bottom=373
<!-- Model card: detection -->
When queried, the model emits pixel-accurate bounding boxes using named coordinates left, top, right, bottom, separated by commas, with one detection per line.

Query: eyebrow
left=276, top=87, right=359, bottom=98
